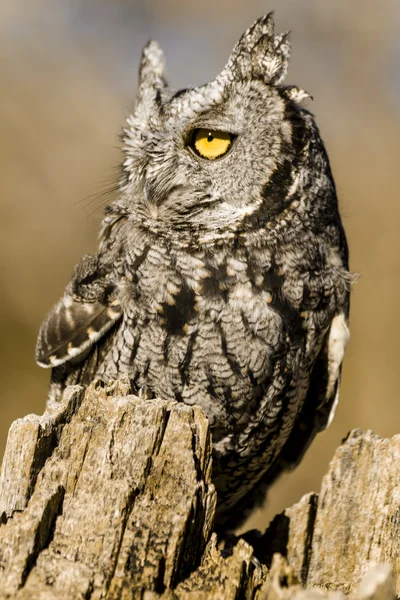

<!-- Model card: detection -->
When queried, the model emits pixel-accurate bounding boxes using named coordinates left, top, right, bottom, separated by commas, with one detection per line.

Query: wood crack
left=19, top=486, right=65, bottom=589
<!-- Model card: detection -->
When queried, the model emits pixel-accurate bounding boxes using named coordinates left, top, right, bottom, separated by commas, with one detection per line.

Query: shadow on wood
left=0, top=379, right=398, bottom=599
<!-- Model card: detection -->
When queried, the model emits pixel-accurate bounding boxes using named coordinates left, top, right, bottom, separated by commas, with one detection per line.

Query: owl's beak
left=143, top=181, right=159, bottom=218
left=143, top=178, right=188, bottom=215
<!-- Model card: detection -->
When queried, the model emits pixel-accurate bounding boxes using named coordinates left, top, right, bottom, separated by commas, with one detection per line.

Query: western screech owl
left=36, top=15, right=351, bottom=528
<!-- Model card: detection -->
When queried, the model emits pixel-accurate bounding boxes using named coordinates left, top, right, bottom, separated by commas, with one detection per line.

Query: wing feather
left=35, top=293, right=122, bottom=368
left=268, top=309, right=350, bottom=476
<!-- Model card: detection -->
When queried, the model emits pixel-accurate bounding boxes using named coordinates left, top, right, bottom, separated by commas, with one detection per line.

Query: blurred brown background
left=0, top=0, right=399, bottom=531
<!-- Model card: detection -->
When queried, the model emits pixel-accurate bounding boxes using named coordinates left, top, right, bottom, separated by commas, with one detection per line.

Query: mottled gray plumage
left=36, top=15, right=351, bottom=528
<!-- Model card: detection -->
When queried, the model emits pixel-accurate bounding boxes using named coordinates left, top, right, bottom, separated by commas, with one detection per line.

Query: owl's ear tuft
left=218, top=14, right=292, bottom=87
left=237, top=12, right=276, bottom=56
left=250, top=31, right=291, bottom=85
left=270, top=32, right=291, bottom=84
left=138, top=40, right=167, bottom=92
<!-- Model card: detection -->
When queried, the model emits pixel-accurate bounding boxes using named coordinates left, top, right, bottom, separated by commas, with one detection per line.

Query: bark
left=0, top=380, right=398, bottom=599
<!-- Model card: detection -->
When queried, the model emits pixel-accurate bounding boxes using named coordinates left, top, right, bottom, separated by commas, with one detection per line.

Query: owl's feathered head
left=119, top=14, right=333, bottom=246
left=134, top=14, right=309, bottom=112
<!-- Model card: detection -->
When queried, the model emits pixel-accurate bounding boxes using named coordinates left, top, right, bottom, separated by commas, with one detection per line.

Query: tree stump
left=0, top=379, right=398, bottom=599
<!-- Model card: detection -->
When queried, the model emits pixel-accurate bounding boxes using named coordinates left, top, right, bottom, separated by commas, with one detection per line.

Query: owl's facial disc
left=121, top=15, right=314, bottom=239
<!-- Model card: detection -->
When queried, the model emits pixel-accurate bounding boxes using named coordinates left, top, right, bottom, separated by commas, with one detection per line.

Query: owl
left=36, top=15, right=351, bottom=529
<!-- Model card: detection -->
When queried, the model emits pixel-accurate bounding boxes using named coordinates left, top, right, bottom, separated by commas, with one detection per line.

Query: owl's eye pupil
left=190, top=128, right=233, bottom=160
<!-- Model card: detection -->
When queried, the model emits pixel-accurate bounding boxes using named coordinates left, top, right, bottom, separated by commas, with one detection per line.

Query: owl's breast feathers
left=36, top=213, right=350, bottom=522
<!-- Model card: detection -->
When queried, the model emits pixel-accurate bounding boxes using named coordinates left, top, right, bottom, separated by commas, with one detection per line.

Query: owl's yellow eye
left=191, top=129, right=234, bottom=160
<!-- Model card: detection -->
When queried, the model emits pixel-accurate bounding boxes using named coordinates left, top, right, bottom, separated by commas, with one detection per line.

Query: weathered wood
left=0, top=381, right=398, bottom=599
left=0, top=385, right=84, bottom=520
left=306, top=430, right=400, bottom=592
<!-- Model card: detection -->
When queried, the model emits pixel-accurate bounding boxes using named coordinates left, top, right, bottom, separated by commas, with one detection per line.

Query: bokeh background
left=1, top=0, right=399, bottom=531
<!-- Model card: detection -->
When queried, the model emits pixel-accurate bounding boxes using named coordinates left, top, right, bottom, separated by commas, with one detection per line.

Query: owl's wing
left=35, top=255, right=122, bottom=369
left=269, top=308, right=350, bottom=479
